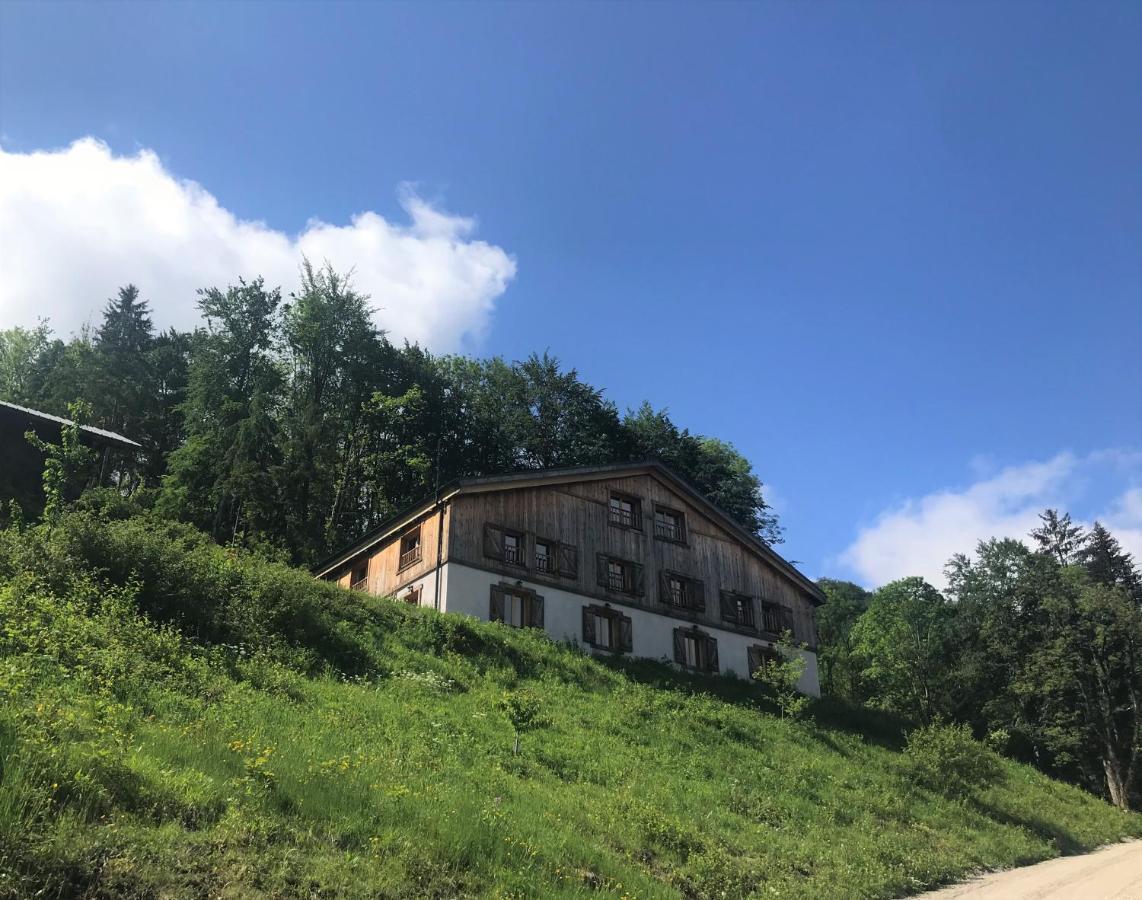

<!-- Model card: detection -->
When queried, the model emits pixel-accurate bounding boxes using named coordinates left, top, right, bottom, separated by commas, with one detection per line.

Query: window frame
left=350, top=561, right=368, bottom=591
left=403, top=584, right=423, bottom=606
left=581, top=604, right=633, bottom=652
left=673, top=626, right=719, bottom=672
left=597, top=553, right=642, bottom=596
left=397, top=525, right=423, bottom=572
left=490, top=584, right=544, bottom=629
left=761, top=602, right=795, bottom=638
left=534, top=537, right=557, bottom=576
left=719, top=589, right=757, bottom=630
left=607, top=491, right=643, bottom=531
left=658, top=569, right=705, bottom=613
left=501, top=528, right=526, bottom=568
left=652, top=503, right=687, bottom=544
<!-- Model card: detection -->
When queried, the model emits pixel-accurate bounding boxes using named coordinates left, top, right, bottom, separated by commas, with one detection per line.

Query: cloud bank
left=838, top=451, right=1142, bottom=590
left=0, top=138, right=517, bottom=350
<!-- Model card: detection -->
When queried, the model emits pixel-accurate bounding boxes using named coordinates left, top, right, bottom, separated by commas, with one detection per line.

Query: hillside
left=1, top=508, right=1138, bottom=899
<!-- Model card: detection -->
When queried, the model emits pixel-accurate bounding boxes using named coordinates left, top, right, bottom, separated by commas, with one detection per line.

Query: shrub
left=905, top=721, right=1003, bottom=798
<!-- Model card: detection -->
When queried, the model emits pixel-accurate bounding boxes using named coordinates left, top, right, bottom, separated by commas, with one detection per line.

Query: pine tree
left=1082, top=522, right=1142, bottom=603
left=1031, top=509, right=1086, bottom=565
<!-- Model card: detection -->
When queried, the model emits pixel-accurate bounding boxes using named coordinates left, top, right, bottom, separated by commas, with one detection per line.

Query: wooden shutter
left=618, top=615, right=633, bottom=652
left=483, top=524, right=504, bottom=561
left=558, top=543, right=578, bottom=579
left=691, top=577, right=706, bottom=612
left=706, top=636, right=719, bottom=673
left=672, top=628, right=686, bottom=664
left=596, top=553, right=609, bottom=588
left=632, top=563, right=645, bottom=596
left=582, top=606, right=595, bottom=645
left=489, top=585, right=506, bottom=623
left=659, top=570, right=671, bottom=605
left=747, top=645, right=763, bottom=677
left=719, top=590, right=737, bottom=623
left=529, top=593, right=545, bottom=629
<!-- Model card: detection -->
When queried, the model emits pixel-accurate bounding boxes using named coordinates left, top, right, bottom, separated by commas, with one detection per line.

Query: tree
left=0, top=322, right=51, bottom=404
left=751, top=631, right=810, bottom=719
left=815, top=578, right=870, bottom=700
left=158, top=278, right=285, bottom=545
left=1081, top=521, right=1141, bottom=604
left=1031, top=509, right=1086, bottom=566
left=24, top=400, right=96, bottom=521
left=851, top=577, right=956, bottom=723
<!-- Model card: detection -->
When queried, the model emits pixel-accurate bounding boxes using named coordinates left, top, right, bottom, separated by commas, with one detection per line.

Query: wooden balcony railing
left=350, top=576, right=369, bottom=592
left=535, top=554, right=553, bottom=574
left=504, top=544, right=523, bottom=566
left=399, top=545, right=422, bottom=569
left=609, top=507, right=641, bottom=529
left=654, top=520, right=682, bottom=541
left=607, top=572, right=629, bottom=593
left=762, top=605, right=793, bottom=636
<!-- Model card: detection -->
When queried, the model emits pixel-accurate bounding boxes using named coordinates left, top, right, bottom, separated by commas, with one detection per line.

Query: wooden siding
left=447, top=473, right=819, bottom=647
left=331, top=505, right=451, bottom=596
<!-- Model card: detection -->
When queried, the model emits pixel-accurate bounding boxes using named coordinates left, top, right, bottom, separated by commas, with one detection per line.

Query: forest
left=0, top=265, right=780, bottom=565
left=1, top=268, right=1139, bottom=813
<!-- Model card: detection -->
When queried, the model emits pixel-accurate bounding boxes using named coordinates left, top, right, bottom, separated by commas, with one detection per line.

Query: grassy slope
left=0, top=510, right=1138, bottom=899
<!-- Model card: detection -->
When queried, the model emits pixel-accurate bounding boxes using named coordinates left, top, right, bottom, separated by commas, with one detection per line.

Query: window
left=747, top=644, right=782, bottom=678
left=350, top=562, right=368, bottom=591
left=398, top=526, right=422, bottom=570
left=673, top=627, right=719, bottom=672
left=762, top=603, right=795, bottom=637
left=581, top=605, right=633, bottom=652
left=719, top=590, right=756, bottom=629
left=490, top=585, right=544, bottom=629
left=653, top=506, right=686, bottom=543
left=596, top=553, right=644, bottom=595
left=404, top=585, right=422, bottom=606
left=608, top=492, right=642, bottom=530
left=503, top=531, right=523, bottom=566
left=658, top=570, right=705, bottom=612
left=535, top=540, right=553, bottom=574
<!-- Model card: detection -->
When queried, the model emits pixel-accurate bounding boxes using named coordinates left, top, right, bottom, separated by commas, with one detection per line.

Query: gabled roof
left=0, top=401, right=141, bottom=450
left=315, top=461, right=825, bottom=604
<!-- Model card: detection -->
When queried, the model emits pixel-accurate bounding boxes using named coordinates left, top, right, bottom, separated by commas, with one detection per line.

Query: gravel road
left=915, top=841, right=1142, bottom=899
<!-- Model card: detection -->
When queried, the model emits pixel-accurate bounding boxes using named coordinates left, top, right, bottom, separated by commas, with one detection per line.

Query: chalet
left=315, top=462, right=823, bottom=695
left=0, top=401, right=141, bottom=519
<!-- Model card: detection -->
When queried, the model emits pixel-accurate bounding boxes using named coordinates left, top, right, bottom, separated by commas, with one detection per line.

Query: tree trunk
left=1104, top=753, right=1130, bottom=810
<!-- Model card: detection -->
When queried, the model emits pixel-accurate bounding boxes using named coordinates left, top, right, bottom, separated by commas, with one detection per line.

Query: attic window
left=653, top=506, right=686, bottom=543
left=608, top=492, right=642, bottom=530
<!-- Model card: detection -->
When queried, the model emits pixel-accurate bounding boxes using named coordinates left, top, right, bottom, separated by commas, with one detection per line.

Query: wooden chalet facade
left=315, top=462, right=823, bottom=695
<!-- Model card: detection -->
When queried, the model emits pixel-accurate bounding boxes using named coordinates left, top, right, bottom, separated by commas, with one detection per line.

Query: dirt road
left=916, top=841, right=1142, bottom=899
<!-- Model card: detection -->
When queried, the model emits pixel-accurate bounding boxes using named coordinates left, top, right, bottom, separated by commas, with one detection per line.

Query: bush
left=905, top=721, right=1003, bottom=798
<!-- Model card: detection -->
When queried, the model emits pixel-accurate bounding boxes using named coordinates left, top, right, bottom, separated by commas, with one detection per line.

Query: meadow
left=1, top=507, right=1138, bottom=898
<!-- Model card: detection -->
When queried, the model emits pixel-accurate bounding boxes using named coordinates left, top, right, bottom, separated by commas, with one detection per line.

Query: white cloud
left=837, top=451, right=1142, bottom=590
left=0, top=138, right=517, bottom=350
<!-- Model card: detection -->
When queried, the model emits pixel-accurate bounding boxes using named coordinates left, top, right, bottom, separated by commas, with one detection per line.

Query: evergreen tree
left=1031, top=508, right=1086, bottom=565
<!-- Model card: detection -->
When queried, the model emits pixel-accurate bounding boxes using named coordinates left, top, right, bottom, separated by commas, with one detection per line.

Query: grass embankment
left=0, top=510, right=1138, bottom=899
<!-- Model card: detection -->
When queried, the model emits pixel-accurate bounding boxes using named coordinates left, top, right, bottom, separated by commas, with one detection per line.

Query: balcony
left=504, top=544, right=523, bottom=566
left=535, top=554, right=553, bottom=574
left=654, top=519, right=682, bottom=541
left=399, top=545, right=422, bottom=569
left=350, top=575, right=369, bottom=592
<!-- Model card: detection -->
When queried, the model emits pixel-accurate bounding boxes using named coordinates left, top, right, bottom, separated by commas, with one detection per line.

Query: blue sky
left=2, top=1, right=1140, bottom=586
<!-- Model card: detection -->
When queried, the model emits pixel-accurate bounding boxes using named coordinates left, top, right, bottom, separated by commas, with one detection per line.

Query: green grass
left=0, top=509, right=1138, bottom=898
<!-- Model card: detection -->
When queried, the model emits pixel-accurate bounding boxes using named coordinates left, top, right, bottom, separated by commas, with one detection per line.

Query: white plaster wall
left=379, top=569, right=443, bottom=610
left=440, top=561, right=820, bottom=696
